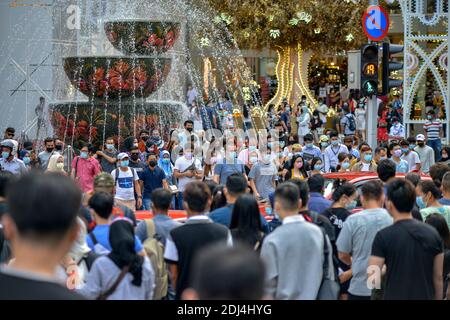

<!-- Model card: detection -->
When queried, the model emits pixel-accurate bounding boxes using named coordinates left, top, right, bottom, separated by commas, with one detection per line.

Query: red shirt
left=72, top=156, right=101, bottom=193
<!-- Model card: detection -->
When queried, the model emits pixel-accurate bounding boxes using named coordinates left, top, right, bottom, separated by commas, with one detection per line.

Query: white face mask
left=56, top=163, right=64, bottom=170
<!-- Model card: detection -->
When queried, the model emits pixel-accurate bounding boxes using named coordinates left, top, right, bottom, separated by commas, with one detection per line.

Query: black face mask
left=418, top=142, right=425, bottom=147
left=186, top=127, right=193, bottom=133
left=46, top=147, right=54, bottom=153
left=149, top=160, right=157, bottom=167
left=55, top=145, right=63, bottom=151
left=141, top=136, right=149, bottom=142
left=130, top=154, right=139, bottom=161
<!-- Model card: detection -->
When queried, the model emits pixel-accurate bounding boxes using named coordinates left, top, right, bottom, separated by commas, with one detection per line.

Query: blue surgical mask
left=22, top=156, right=31, bottom=165
left=306, top=143, right=313, bottom=148
left=121, top=160, right=129, bottom=167
left=345, top=200, right=357, bottom=210
left=401, top=147, right=409, bottom=154
left=268, top=142, right=274, bottom=149
left=80, top=151, right=88, bottom=159
left=265, top=207, right=272, bottom=216
left=162, top=158, right=170, bottom=164
left=416, top=196, right=426, bottom=209
left=321, top=142, right=328, bottom=148
left=364, top=154, right=373, bottom=162
left=263, top=154, right=271, bottom=162
left=250, top=156, right=258, bottom=164
left=106, top=144, right=114, bottom=150
left=280, top=141, right=285, bottom=148
left=342, top=162, right=350, bottom=169
left=2, top=151, right=10, bottom=159
left=380, top=157, right=387, bottom=161
left=331, top=140, right=339, bottom=146
left=249, top=146, right=257, bottom=152
left=409, top=144, right=416, bottom=150
left=314, top=164, right=322, bottom=171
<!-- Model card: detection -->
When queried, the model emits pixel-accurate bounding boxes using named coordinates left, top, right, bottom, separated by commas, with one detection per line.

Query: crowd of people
left=0, top=89, right=449, bottom=300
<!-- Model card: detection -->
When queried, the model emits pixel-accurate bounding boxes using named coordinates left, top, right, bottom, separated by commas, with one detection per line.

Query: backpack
left=142, top=220, right=168, bottom=300
left=114, top=167, right=137, bottom=186
left=78, top=250, right=101, bottom=271
left=346, top=114, right=356, bottom=132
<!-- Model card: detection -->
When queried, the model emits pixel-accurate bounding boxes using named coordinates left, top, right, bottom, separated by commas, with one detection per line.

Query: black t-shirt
left=371, top=219, right=443, bottom=300
left=0, top=271, right=84, bottom=300
left=321, top=207, right=351, bottom=240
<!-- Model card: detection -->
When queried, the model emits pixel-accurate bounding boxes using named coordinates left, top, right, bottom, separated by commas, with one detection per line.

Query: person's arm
left=260, top=241, right=278, bottom=299
left=162, top=179, right=169, bottom=189
left=336, top=219, right=353, bottom=266
left=168, top=263, right=178, bottom=295
left=134, top=175, right=143, bottom=209
left=249, top=179, right=259, bottom=199
left=429, top=148, right=436, bottom=167
left=433, top=253, right=444, bottom=300
left=414, top=152, right=422, bottom=172
left=96, top=151, right=117, bottom=164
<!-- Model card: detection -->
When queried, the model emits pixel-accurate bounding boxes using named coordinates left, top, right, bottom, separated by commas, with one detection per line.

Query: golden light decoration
left=243, top=31, right=250, bottom=38
left=346, top=33, right=354, bottom=42
left=268, top=15, right=275, bottom=22
left=314, top=28, right=321, bottom=34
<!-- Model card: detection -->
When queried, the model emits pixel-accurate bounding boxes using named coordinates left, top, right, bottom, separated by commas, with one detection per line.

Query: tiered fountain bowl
left=63, top=56, right=171, bottom=100
left=104, top=20, right=181, bottom=55
left=51, top=20, right=187, bottom=147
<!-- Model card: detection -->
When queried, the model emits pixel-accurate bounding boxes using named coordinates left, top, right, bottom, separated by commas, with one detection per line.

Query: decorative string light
left=269, top=29, right=281, bottom=38
left=345, top=33, right=354, bottom=42
left=199, top=37, right=210, bottom=47
left=289, top=18, right=299, bottom=26
left=296, top=11, right=312, bottom=24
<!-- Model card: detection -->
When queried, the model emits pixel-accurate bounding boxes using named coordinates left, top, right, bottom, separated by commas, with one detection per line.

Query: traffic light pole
left=367, top=0, right=379, bottom=150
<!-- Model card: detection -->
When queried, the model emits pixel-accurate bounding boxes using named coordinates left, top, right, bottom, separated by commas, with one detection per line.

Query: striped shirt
left=424, top=120, right=442, bottom=140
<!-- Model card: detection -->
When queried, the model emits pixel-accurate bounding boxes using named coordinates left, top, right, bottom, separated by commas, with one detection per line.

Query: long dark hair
left=332, top=180, right=356, bottom=203
left=230, top=194, right=264, bottom=246
left=289, top=154, right=308, bottom=179
left=425, top=214, right=450, bottom=249
left=210, top=185, right=227, bottom=212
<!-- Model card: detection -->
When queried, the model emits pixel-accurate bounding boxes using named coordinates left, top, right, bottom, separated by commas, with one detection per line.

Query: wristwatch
left=137, top=195, right=142, bottom=199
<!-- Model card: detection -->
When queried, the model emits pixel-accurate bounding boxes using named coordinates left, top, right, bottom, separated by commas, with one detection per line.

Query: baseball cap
left=416, top=134, right=425, bottom=141
left=117, top=152, right=129, bottom=160
left=319, top=135, right=329, bottom=142
left=94, top=172, right=115, bottom=188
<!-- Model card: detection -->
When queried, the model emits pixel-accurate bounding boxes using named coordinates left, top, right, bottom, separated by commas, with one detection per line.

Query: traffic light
left=381, top=42, right=404, bottom=95
left=360, top=44, right=379, bottom=97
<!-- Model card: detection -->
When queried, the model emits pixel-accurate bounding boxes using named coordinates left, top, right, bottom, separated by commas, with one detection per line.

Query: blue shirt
left=439, top=198, right=450, bottom=206
left=214, top=159, right=246, bottom=185
left=141, top=166, right=166, bottom=199
left=301, top=145, right=322, bottom=162
left=209, top=204, right=269, bottom=233
left=86, top=224, right=143, bottom=253
left=308, top=192, right=332, bottom=214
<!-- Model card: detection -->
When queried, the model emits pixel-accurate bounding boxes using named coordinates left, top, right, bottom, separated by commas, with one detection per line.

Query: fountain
left=49, top=20, right=186, bottom=149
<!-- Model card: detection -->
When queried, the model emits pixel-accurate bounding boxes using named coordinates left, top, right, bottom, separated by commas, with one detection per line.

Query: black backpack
left=346, top=114, right=356, bottom=132
left=79, top=250, right=101, bottom=271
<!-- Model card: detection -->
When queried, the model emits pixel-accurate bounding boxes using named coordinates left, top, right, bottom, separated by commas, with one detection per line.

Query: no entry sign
left=362, top=5, right=390, bottom=42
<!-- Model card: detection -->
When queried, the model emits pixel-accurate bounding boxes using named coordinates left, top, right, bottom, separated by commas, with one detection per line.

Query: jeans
left=143, top=197, right=152, bottom=211
left=176, top=192, right=184, bottom=210
left=427, top=139, right=442, bottom=162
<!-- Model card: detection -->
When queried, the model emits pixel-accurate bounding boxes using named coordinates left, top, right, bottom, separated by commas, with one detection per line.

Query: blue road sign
left=362, top=6, right=390, bottom=42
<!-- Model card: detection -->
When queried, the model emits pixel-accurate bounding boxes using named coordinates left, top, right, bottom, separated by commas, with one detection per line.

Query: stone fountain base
left=50, top=100, right=188, bottom=148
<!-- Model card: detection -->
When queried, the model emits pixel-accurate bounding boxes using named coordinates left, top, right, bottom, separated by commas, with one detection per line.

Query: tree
left=207, top=0, right=368, bottom=108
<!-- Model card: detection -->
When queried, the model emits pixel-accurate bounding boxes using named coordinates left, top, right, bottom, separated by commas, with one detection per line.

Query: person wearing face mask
left=138, top=130, right=150, bottom=153
left=424, top=110, right=443, bottom=162
left=173, top=143, right=204, bottom=210
left=301, top=134, right=321, bottom=164
left=414, top=134, right=435, bottom=174
left=71, top=143, right=101, bottom=193
left=96, top=137, right=118, bottom=174
left=149, top=129, right=165, bottom=150
left=46, top=154, right=67, bottom=175
left=128, top=146, right=147, bottom=181
left=388, top=117, right=405, bottom=139
left=111, top=153, right=143, bottom=212
left=38, top=137, right=58, bottom=170
left=310, top=157, right=324, bottom=175
left=343, top=136, right=360, bottom=160
left=417, top=181, right=450, bottom=229
left=399, top=139, right=422, bottom=172
left=248, top=148, right=277, bottom=201
left=352, top=146, right=377, bottom=172
left=374, top=147, right=388, bottom=165
left=139, top=152, right=168, bottom=211
left=19, top=149, right=33, bottom=170
left=297, top=106, right=311, bottom=145
left=284, top=154, right=308, bottom=181
left=324, top=131, right=349, bottom=173
left=319, top=135, right=329, bottom=153
left=322, top=181, right=357, bottom=299
left=388, top=143, right=409, bottom=173
left=439, top=147, right=450, bottom=166
left=337, top=153, right=351, bottom=173
left=0, top=140, right=27, bottom=175
left=213, top=144, right=247, bottom=185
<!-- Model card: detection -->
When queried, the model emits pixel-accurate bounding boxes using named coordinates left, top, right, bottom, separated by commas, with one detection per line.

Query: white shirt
left=401, top=151, right=421, bottom=172
left=174, top=156, right=202, bottom=192
left=361, top=163, right=371, bottom=172
left=282, top=215, right=306, bottom=225
left=111, top=168, right=139, bottom=201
